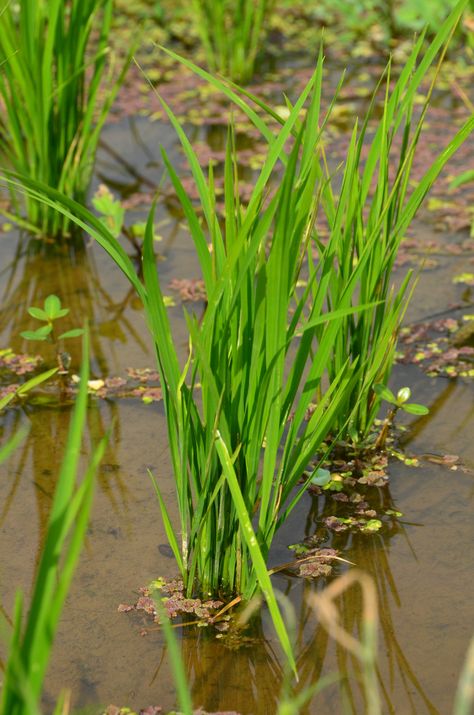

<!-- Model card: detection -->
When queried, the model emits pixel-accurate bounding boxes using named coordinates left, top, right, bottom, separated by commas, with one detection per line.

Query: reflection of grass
left=155, top=567, right=474, bottom=715
left=0, top=332, right=108, bottom=715
left=0, top=236, right=152, bottom=535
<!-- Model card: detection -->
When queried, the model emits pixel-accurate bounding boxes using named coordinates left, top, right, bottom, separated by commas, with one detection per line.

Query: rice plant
left=162, top=0, right=474, bottom=444
left=0, top=57, right=386, bottom=668
left=314, top=4, right=473, bottom=442
left=0, top=331, right=108, bottom=715
left=0, top=0, right=130, bottom=238
left=190, top=0, right=273, bottom=83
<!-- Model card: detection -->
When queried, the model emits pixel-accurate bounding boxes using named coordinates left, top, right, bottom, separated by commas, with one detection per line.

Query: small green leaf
left=44, top=295, right=63, bottom=319
left=362, top=519, right=382, bottom=532
left=310, top=467, right=331, bottom=486
left=28, top=306, right=49, bottom=322
left=21, top=325, right=53, bottom=341
left=385, top=509, right=403, bottom=517
left=129, top=221, right=146, bottom=239
left=324, top=479, right=344, bottom=492
left=401, top=402, right=429, bottom=416
left=20, top=332, right=47, bottom=341
left=57, top=328, right=84, bottom=340
left=373, top=383, right=395, bottom=403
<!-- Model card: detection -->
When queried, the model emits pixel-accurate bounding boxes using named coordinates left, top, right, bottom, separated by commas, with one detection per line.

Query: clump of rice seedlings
left=190, top=0, right=273, bottom=83
left=0, top=331, right=108, bottom=715
left=0, top=0, right=130, bottom=239
left=3, top=55, right=379, bottom=667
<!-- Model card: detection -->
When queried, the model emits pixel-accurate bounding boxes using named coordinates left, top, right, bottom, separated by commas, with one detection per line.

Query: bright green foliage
left=20, top=294, right=84, bottom=343
left=318, top=3, right=471, bottom=441
left=1, top=58, right=380, bottom=665
left=0, top=366, right=59, bottom=411
left=163, top=0, right=473, bottom=443
left=373, top=383, right=429, bottom=450
left=190, top=0, right=273, bottom=83
left=0, top=331, right=108, bottom=715
left=144, top=63, right=379, bottom=604
left=0, top=0, right=131, bottom=238
left=374, top=384, right=429, bottom=417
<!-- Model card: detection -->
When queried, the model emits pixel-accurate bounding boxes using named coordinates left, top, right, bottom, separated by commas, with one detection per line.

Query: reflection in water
left=182, top=623, right=283, bottom=714
left=172, top=480, right=444, bottom=715
left=1, top=335, right=473, bottom=712
left=301, top=487, right=441, bottom=715
left=0, top=399, right=128, bottom=567
left=333, top=538, right=441, bottom=715
left=0, top=235, right=149, bottom=378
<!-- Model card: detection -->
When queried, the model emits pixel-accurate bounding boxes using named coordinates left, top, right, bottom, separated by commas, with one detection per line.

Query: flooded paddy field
left=1, top=12, right=473, bottom=714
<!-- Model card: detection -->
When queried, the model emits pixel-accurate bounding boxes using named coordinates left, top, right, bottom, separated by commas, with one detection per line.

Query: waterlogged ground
left=1, top=53, right=474, bottom=715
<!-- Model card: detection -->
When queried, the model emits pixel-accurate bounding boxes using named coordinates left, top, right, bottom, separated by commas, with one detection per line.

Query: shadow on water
left=167, top=446, right=472, bottom=715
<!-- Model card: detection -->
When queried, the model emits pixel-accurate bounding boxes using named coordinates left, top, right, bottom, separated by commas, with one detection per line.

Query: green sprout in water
left=373, top=384, right=429, bottom=451
left=20, top=294, right=84, bottom=390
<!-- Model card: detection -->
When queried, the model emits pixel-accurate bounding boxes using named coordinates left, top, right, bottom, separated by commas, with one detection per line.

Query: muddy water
left=0, top=116, right=473, bottom=715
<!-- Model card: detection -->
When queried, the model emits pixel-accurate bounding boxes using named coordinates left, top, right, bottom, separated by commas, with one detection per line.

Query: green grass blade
left=215, top=431, right=297, bottom=676
left=148, top=469, right=185, bottom=577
